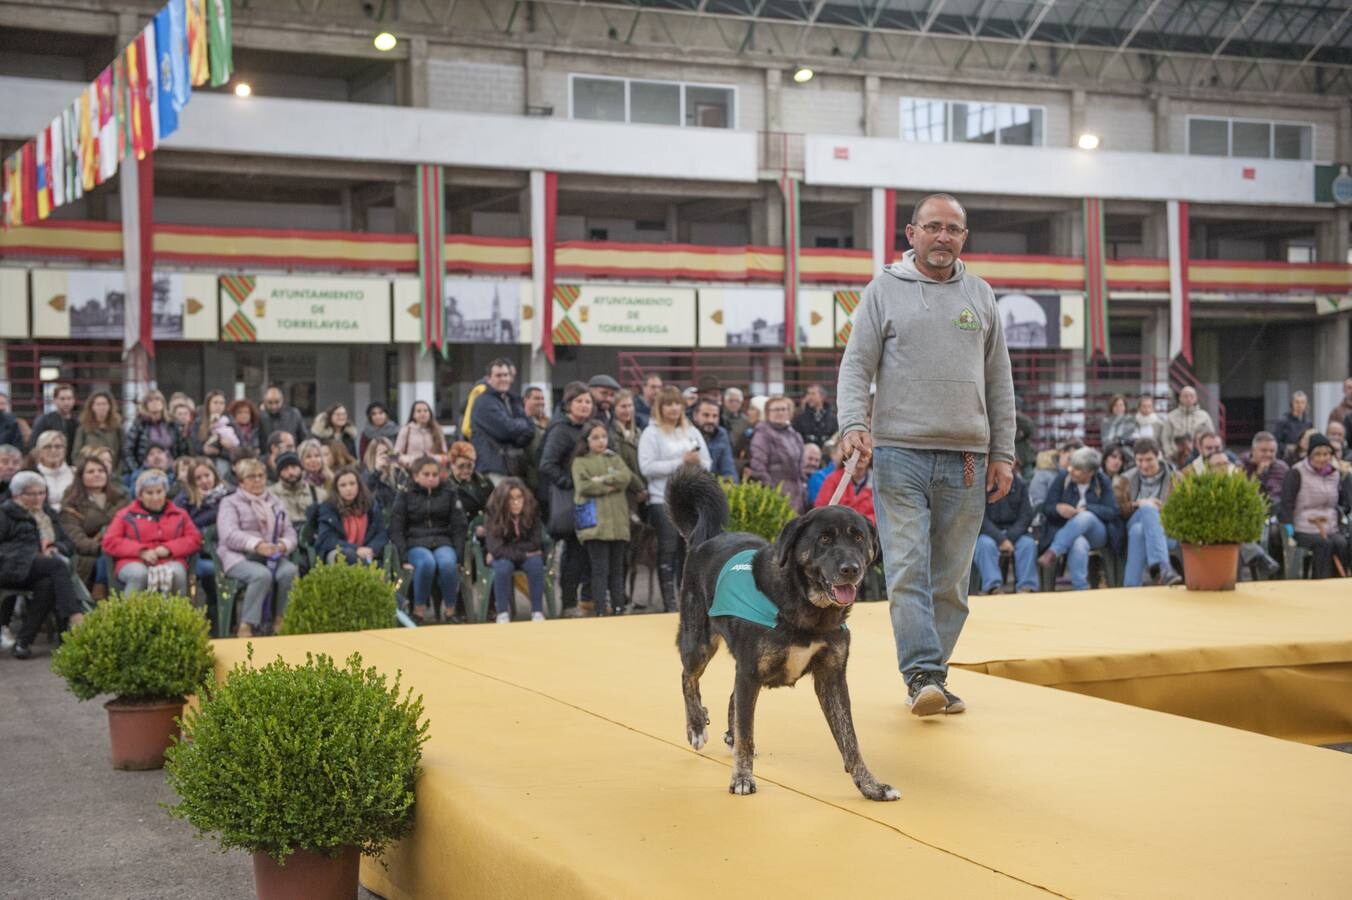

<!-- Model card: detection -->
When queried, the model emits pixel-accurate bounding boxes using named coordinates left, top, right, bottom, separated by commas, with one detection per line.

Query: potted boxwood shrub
left=51, top=591, right=214, bottom=770
left=1160, top=468, right=1268, bottom=591
left=721, top=478, right=797, bottom=542
left=165, top=649, right=428, bottom=900
left=279, top=561, right=398, bottom=636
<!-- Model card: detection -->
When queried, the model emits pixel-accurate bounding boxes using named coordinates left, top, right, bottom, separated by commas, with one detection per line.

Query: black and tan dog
left=666, top=465, right=898, bottom=801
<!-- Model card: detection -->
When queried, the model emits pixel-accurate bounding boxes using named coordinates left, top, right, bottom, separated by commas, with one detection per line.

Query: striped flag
left=187, top=0, right=209, bottom=86
left=35, top=128, right=51, bottom=220
left=49, top=115, right=65, bottom=209
left=127, top=30, right=156, bottom=160
left=62, top=106, right=82, bottom=202
left=79, top=85, right=97, bottom=191
left=207, top=0, right=233, bottom=87
left=1082, top=197, right=1110, bottom=360
left=97, top=67, right=120, bottom=183
left=780, top=175, right=801, bottom=356
left=20, top=141, right=37, bottom=225
left=2, top=152, right=18, bottom=227
left=416, top=164, right=446, bottom=354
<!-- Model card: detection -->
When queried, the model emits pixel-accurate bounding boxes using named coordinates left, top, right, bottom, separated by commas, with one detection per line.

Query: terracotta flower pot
left=253, top=846, right=360, bottom=900
left=104, top=697, right=185, bottom=770
left=1180, top=543, right=1240, bottom=591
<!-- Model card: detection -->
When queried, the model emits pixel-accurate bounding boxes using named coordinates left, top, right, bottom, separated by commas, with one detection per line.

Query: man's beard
left=699, top=423, right=718, bottom=438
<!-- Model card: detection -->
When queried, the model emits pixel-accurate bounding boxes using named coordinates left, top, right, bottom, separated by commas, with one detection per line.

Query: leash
left=827, top=450, right=861, bottom=506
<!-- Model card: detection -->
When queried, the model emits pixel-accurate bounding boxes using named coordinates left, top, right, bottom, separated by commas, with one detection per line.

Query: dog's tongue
left=830, top=583, right=857, bottom=606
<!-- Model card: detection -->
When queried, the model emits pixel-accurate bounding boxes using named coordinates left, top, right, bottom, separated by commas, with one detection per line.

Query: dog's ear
left=774, top=514, right=811, bottom=568
left=866, top=520, right=881, bottom=566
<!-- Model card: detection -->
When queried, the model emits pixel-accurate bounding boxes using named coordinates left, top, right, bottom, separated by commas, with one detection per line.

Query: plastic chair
left=201, top=526, right=245, bottom=639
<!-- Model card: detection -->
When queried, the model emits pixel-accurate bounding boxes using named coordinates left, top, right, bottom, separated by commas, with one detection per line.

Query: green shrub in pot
left=279, top=561, right=398, bottom=636
left=1160, top=469, right=1267, bottom=546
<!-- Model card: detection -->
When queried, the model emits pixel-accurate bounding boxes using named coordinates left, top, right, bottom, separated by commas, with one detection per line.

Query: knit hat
left=1306, top=433, right=1333, bottom=455
left=274, top=451, right=302, bottom=472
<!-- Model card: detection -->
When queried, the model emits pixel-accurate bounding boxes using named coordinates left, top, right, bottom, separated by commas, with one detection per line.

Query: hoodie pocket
left=877, top=379, right=988, bottom=447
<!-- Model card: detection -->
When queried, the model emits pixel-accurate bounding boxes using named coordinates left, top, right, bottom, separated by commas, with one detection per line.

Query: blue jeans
left=491, top=555, right=545, bottom=616
left=407, top=545, right=459, bottom=613
left=194, top=555, right=218, bottom=631
left=93, top=554, right=110, bottom=587
left=973, top=533, right=1038, bottom=592
left=1123, top=504, right=1173, bottom=587
left=872, top=447, right=988, bottom=685
left=1049, top=511, right=1107, bottom=590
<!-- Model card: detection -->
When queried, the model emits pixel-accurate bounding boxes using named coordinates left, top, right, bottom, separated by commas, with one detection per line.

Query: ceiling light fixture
left=233, top=82, right=252, bottom=98
left=1077, top=133, right=1101, bottom=150
left=792, top=65, right=815, bottom=84
left=374, top=32, right=398, bottom=52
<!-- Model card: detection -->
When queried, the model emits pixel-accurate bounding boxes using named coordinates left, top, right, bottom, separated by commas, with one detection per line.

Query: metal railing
left=4, top=341, right=127, bottom=420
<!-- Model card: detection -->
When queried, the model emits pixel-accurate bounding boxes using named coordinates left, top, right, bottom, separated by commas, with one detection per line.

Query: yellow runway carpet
left=213, top=582, right=1352, bottom=899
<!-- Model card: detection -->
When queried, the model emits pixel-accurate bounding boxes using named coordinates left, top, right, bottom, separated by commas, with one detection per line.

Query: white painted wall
left=1083, top=95, right=1156, bottom=153
left=782, top=77, right=864, bottom=137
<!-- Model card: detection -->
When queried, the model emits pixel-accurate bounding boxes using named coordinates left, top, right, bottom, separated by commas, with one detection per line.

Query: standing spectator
left=360, top=401, right=399, bottom=460
left=1100, top=395, right=1137, bottom=449
left=470, top=358, right=534, bottom=486
left=748, top=395, right=807, bottom=513
left=522, top=385, right=550, bottom=496
left=259, top=386, right=308, bottom=445
left=0, top=392, right=23, bottom=449
left=58, top=457, right=128, bottom=600
left=192, top=390, right=228, bottom=454
left=1117, top=438, right=1183, bottom=587
left=1326, top=420, right=1351, bottom=463
left=693, top=399, right=737, bottom=481
left=807, top=439, right=841, bottom=507
left=174, top=459, right=230, bottom=633
left=792, top=384, right=838, bottom=448
left=101, top=470, right=201, bottom=595
left=695, top=375, right=723, bottom=411
left=28, top=384, right=80, bottom=462
left=639, top=385, right=711, bottom=613
left=315, top=466, right=388, bottom=566
left=394, top=401, right=449, bottom=469
left=264, top=431, right=296, bottom=482
left=813, top=452, right=876, bottom=523
left=588, top=374, right=620, bottom=425
left=170, top=399, right=196, bottom=454
left=0, top=472, right=84, bottom=657
left=217, top=458, right=299, bottom=637
left=124, top=390, right=186, bottom=468
left=634, top=373, right=662, bottom=430
left=1160, top=387, right=1215, bottom=454
left=1037, top=448, right=1123, bottom=591
left=572, top=420, right=635, bottom=617
left=1274, top=391, right=1312, bottom=461
left=523, top=386, right=550, bottom=431
left=311, top=403, right=358, bottom=458
left=610, top=390, right=646, bottom=493
left=296, top=438, right=333, bottom=492
left=217, top=398, right=264, bottom=459
left=483, top=478, right=547, bottom=623
left=73, top=390, right=124, bottom=475
left=724, top=388, right=750, bottom=452
left=970, top=467, right=1037, bottom=594
left=268, top=452, right=325, bottom=527
left=390, top=456, right=467, bottom=624
left=1278, top=433, right=1352, bottom=579
left=32, top=430, right=74, bottom=511
left=0, top=444, right=22, bottom=502
left=1326, top=377, right=1352, bottom=430
left=1133, top=395, right=1166, bottom=442
left=362, top=438, right=405, bottom=510
left=539, top=382, right=596, bottom=617
left=447, top=441, right=494, bottom=521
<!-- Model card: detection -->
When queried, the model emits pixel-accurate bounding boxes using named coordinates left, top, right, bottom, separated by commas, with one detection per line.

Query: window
left=569, top=75, right=736, bottom=129
left=900, top=98, right=1044, bottom=146
left=1187, top=116, right=1314, bottom=160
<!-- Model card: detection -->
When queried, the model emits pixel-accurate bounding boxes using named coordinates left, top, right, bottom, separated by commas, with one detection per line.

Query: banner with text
left=30, top=268, right=216, bottom=340
left=552, top=283, right=696, bottom=348
left=220, top=274, right=390, bottom=344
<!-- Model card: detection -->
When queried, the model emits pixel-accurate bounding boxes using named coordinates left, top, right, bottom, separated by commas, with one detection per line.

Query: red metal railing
left=4, top=341, right=127, bottom=420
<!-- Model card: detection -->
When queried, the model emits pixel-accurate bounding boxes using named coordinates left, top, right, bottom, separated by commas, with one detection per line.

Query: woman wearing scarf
left=359, top=401, right=400, bottom=460
left=0, top=471, right=84, bottom=658
left=316, top=465, right=388, bottom=565
left=102, top=469, right=202, bottom=595
left=217, top=458, right=299, bottom=637
left=124, top=389, right=188, bottom=468
left=1278, top=433, right=1352, bottom=579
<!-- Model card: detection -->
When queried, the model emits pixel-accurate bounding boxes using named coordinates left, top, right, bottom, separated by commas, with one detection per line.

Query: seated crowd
left=0, top=371, right=1348, bottom=657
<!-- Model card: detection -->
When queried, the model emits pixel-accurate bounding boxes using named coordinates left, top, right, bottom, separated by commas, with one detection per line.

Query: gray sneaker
left=906, top=673, right=948, bottom=717
left=938, top=682, right=966, bottom=714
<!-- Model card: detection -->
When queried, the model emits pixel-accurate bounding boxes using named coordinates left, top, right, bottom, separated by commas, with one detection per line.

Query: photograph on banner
left=220, top=274, right=391, bottom=344
left=997, top=292, right=1084, bottom=350
left=392, top=278, right=533, bottom=345
left=30, top=269, right=217, bottom=340
left=552, top=284, right=696, bottom=348
left=0, top=268, right=28, bottom=338
left=800, top=289, right=834, bottom=348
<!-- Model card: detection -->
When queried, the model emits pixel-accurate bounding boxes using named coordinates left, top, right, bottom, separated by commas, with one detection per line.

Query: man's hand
left=986, top=459, right=1013, bottom=503
left=998, top=538, right=1014, bottom=555
left=682, top=450, right=701, bottom=465
left=356, top=547, right=375, bottom=562
left=1055, top=503, right=1078, bottom=520
left=840, top=430, right=873, bottom=467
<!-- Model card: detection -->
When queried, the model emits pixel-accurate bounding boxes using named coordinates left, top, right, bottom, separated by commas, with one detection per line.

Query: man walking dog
left=837, top=193, right=1016, bottom=717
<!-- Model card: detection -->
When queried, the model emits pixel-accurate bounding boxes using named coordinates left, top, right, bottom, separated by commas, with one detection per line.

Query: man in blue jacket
left=973, top=471, right=1037, bottom=594
left=694, top=400, right=737, bottom=482
left=1037, top=447, right=1123, bottom=591
left=469, top=358, right=534, bottom=487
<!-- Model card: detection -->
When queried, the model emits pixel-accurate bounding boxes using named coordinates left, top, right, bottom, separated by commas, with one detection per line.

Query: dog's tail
left=665, top=464, right=728, bottom=550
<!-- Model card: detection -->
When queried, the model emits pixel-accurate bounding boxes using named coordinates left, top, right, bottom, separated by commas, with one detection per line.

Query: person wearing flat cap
left=588, top=374, right=621, bottom=425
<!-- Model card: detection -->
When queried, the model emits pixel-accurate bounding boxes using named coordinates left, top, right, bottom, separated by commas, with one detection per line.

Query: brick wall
left=428, top=59, right=525, bottom=115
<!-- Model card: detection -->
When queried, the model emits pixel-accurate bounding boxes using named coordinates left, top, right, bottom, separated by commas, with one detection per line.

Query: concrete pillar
left=1318, top=209, right=1351, bottom=263
left=401, top=36, right=429, bottom=109
left=870, top=187, right=888, bottom=272
left=1313, top=315, right=1351, bottom=425
left=863, top=75, right=881, bottom=137
left=0, top=345, right=9, bottom=397
left=525, top=49, right=547, bottom=114
left=760, top=183, right=784, bottom=247
left=397, top=344, right=436, bottom=417
left=1069, top=89, right=1086, bottom=148
left=765, top=69, right=783, bottom=133
left=851, top=194, right=871, bottom=251
left=1142, top=206, right=1168, bottom=258
left=527, top=347, right=551, bottom=399
left=1337, top=105, right=1352, bottom=162
left=1153, top=95, right=1171, bottom=153
left=1193, top=330, right=1222, bottom=425
left=1051, top=205, right=1083, bottom=257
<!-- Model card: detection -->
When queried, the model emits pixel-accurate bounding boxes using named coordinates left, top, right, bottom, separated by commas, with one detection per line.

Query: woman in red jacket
left=101, top=469, right=202, bottom=595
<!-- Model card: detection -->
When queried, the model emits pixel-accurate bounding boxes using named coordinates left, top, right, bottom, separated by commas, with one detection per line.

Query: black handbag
left=548, top=482, right=576, bottom=539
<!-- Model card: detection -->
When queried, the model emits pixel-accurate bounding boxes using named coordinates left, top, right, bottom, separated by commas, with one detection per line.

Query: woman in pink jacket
left=216, top=458, right=299, bottom=637
left=394, top=400, right=449, bottom=468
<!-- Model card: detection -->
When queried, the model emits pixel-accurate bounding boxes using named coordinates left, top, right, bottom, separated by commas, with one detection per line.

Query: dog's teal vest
left=710, top=550, right=780, bottom=629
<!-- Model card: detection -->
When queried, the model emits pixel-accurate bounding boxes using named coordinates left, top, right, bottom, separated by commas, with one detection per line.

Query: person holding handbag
left=537, top=382, right=595, bottom=618
left=572, top=420, right=634, bottom=617
left=639, top=385, right=712, bottom=612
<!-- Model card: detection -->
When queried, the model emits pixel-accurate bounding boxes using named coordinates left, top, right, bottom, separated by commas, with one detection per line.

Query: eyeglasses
left=242, top=473, right=266, bottom=482
left=914, top=222, right=968, bottom=237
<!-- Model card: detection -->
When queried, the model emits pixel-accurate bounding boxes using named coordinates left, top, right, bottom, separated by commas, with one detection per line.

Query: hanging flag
left=127, top=30, right=158, bottom=160
left=154, top=1, right=190, bottom=142
left=79, top=86, right=97, bottom=191
left=97, top=67, right=120, bottom=182
left=1082, top=197, right=1111, bottom=360
left=187, top=0, right=209, bottom=86
left=115, top=52, right=132, bottom=161
left=121, top=154, right=155, bottom=357
left=49, top=115, right=65, bottom=209
left=144, top=25, right=160, bottom=152
left=62, top=106, right=81, bottom=203
left=207, top=0, right=233, bottom=87
left=416, top=164, right=446, bottom=354
left=35, top=128, right=51, bottom=220
left=1167, top=200, right=1192, bottom=364
left=20, top=141, right=37, bottom=225
left=780, top=175, right=801, bottom=357
left=2, top=152, right=17, bottom=227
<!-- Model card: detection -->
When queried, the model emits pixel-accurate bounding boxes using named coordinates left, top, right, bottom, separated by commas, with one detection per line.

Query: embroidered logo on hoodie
left=954, top=308, right=980, bottom=331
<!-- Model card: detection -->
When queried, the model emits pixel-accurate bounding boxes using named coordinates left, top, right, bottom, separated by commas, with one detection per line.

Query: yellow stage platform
left=212, top=582, right=1352, bottom=899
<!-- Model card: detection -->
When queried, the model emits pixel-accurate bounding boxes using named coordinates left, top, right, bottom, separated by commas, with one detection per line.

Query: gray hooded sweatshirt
left=836, top=250, right=1016, bottom=464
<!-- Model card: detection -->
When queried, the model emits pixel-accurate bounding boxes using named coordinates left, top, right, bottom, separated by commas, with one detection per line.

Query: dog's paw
left=858, top=779, right=901, bottom=802
left=729, top=773, right=757, bottom=796
left=687, top=726, right=708, bottom=751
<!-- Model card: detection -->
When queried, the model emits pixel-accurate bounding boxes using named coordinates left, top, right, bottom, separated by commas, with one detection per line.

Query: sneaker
left=938, top=682, right=966, bottom=714
left=1017, top=585, right=1036, bottom=593
left=11, top=642, right=32, bottom=660
left=0, top=626, right=15, bottom=651
left=495, top=611, right=511, bottom=624
left=1157, top=565, right=1184, bottom=587
left=905, top=673, right=948, bottom=717
left=530, top=612, right=545, bottom=622
left=560, top=607, right=583, bottom=619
